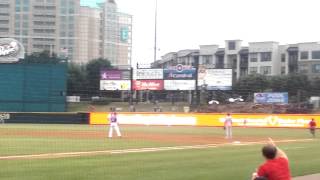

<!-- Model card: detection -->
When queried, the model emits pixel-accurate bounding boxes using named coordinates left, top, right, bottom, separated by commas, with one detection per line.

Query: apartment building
left=295, top=42, right=320, bottom=78
left=0, top=0, right=132, bottom=66
left=0, top=0, right=80, bottom=61
left=152, top=49, right=199, bottom=69
left=153, top=40, right=320, bottom=79
left=101, top=0, right=132, bottom=67
left=74, top=6, right=101, bottom=65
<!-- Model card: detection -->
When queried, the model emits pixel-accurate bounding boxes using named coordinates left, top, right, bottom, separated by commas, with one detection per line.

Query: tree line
left=21, top=50, right=320, bottom=103
left=233, top=74, right=320, bottom=102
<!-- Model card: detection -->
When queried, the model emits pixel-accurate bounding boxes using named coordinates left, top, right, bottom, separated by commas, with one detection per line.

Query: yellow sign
left=89, top=112, right=319, bottom=128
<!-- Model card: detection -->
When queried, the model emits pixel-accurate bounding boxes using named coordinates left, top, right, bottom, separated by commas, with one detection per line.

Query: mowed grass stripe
left=0, top=139, right=314, bottom=160
left=0, top=141, right=320, bottom=180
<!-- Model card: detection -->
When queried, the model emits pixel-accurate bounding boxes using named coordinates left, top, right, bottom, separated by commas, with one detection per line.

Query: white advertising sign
left=0, top=38, right=25, bottom=63
left=118, top=114, right=197, bottom=126
left=100, top=80, right=131, bottom=91
left=133, top=69, right=163, bottom=80
left=198, top=68, right=232, bottom=90
left=164, top=80, right=195, bottom=90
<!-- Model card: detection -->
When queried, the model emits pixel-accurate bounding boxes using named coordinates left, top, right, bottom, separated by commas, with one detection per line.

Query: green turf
left=0, top=124, right=319, bottom=180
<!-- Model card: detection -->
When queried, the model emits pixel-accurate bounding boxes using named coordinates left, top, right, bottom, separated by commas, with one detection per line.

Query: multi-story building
left=0, top=0, right=80, bottom=61
left=0, top=0, right=132, bottom=65
left=117, top=12, right=132, bottom=66
left=101, top=0, right=132, bottom=67
left=294, top=42, right=320, bottom=79
left=152, top=49, right=199, bottom=68
left=74, top=6, right=101, bottom=65
left=153, top=40, right=320, bottom=80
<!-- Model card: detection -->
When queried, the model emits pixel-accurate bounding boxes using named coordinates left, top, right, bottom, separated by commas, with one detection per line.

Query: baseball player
left=108, top=107, right=122, bottom=138
left=224, top=113, right=233, bottom=139
left=309, top=118, right=317, bottom=138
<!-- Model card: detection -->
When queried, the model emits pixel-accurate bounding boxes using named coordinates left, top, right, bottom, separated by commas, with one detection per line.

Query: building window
left=22, top=22, right=28, bottom=28
left=260, top=52, right=272, bottom=62
left=300, top=51, right=309, bottom=60
left=312, top=51, right=320, bottom=59
left=250, top=53, right=258, bottom=62
left=23, top=5, right=29, bottom=12
left=22, top=38, right=28, bottom=44
left=15, top=6, right=21, bottom=12
left=60, top=31, right=66, bottom=36
left=22, top=30, right=28, bottom=35
left=68, top=39, right=74, bottom=45
left=201, top=55, right=212, bottom=65
left=0, top=20, right=9, bottom=24
left=0, top=28, right=9, bottom=32
left=312, top=64, right=320, bottom=73
left=60, top=8, right=67, bottom=14
left=60, top=16, right=67, bottom=22
left=15, top=21, right=20, bottom=27
left=60, top=39, right=66, bottom=45
left=260, top=66, right=271, bottom=75
left=15, top=14, right=20, bottom=20
left=60, top=0, right=67, bottom=6
left=249, top=67, right=258, bottom=74
left=299, top=64, right=309, bottom=73
left=281, top=66, right=286, bottom=74
left=228, top=41, right=236, bottom=50
left=240, top=68, right=248, bottom=76
left=69, top=8, right=74, bottom=14
left=15, top=29, right=20, bottom=35
left=281, top=54, right=286, bottom=62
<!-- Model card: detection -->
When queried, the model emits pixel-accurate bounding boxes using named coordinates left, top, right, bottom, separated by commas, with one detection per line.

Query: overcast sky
left=82, top=0, right=320, bottom=65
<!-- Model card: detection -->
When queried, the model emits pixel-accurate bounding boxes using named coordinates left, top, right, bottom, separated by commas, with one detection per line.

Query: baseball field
left=0, top=124, right=319, bottom=180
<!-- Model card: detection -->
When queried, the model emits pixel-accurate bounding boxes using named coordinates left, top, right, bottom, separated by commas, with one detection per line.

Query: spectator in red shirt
left=309, top=118, right=317, bottom=138
left=251, top=138, right=291, bottom=180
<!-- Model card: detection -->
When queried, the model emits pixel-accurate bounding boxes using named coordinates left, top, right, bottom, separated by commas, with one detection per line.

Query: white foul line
left=0, top=139, right=314, bottom=160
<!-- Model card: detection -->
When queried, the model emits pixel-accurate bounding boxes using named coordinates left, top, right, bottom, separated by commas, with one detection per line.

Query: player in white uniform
left=108, top=108, right=122, bottom=138
left=224, top=113, right=233, bottom=139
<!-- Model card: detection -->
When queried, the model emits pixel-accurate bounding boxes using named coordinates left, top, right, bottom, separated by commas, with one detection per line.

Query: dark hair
left=262, top=145, right=277, bottom=159
left=254, top=177, right=268, bottom=180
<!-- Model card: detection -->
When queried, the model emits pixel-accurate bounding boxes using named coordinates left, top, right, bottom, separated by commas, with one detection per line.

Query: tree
left=234, top=74, right=269, bottom=92
left=269, top=75, right=287, bottom=92
left=86, top=58, right=112, bottom=94
left=286, top=74, right=310, bottom=96
left=310, top=77, right=320, bottom=96
left=233, top=74, right=269, bottom=101
left=67, top=63, right=86, bottom=96
left=20, top=50, right=64, bottom=64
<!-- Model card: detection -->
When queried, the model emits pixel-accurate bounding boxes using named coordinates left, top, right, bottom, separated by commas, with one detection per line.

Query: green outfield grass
left=0, top=124, right=319, bottom=180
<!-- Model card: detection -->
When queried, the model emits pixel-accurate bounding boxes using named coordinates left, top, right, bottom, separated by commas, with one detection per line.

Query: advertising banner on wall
left=133, top=80, right=164, bottom=90
left=100, top=80, right=131, bottom=91
left=90, top=112, right=320, bottom=128
left=198, top=68, right=232, bottom=90
left=133, top=69, right=163, bottom=80
left=254, top=92, right=289, bottom=104
left=164, top=80, right=195, bottom=90
left=164, top=64, right=196, bottom=80
left=100, top=70, right=130, bottom=80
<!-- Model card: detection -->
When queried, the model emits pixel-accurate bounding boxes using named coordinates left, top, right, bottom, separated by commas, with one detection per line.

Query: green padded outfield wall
left=0, top=64, right=67, bottom=112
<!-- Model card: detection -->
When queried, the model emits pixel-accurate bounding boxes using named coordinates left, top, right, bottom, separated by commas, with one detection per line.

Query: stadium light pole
left=153, top=0, right=158, bottom=63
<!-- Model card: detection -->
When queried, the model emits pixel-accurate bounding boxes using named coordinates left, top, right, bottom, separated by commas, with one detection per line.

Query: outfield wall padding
left=1, top=112, right=88, bottom=124
left=90, top=112, right=320, bottom=128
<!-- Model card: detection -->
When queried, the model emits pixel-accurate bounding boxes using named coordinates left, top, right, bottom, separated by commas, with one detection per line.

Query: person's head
left=311, top=118, right=315, bottom=121
left=254, top=177, right=268, bottom=180
left=262, top=145, right=277, bottom=160
left=227, top=113, right=230, bottom=116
